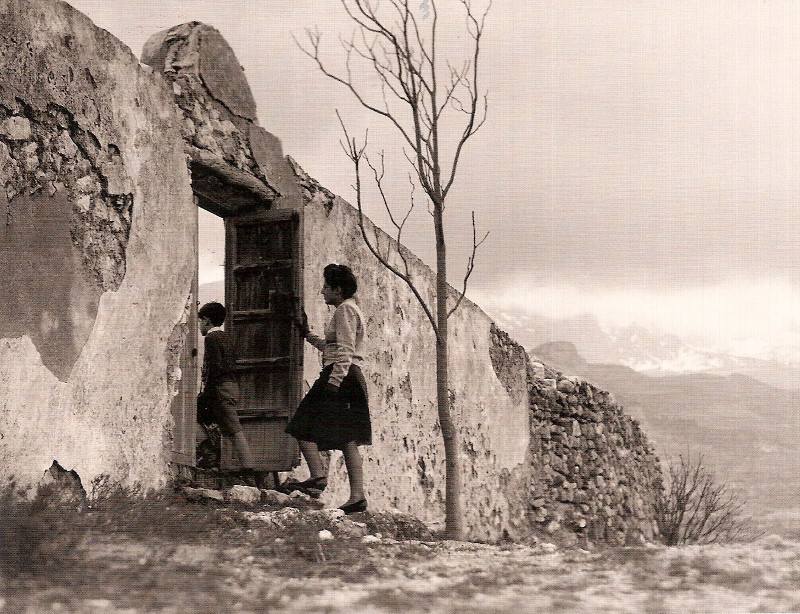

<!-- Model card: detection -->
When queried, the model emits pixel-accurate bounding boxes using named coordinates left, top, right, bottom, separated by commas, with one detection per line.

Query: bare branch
left=295, top=24, right=418, bottom=151
left=365, top=152, right=410, bottom=237
left=307, top=0, right=492, bottom=543
left=655, top=454, right=760, bottom=545
left=346, top=28, right=410, bottom=106
left=448, top=211, right=489, bottom=317
left=337, top=111, right=437, bottom=333
left=442, top=0, right=491, bottom=199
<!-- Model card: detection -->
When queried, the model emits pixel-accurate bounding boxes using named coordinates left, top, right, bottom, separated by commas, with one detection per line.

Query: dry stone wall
left=530, top=372, right=663, bottom=545
left=491, top=327, right=663, bottom=545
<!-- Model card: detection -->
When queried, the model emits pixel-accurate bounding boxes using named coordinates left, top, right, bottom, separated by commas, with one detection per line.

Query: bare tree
left=297, top=0, right=491, bottom=539
left=655, top=454, right=759, bottom=545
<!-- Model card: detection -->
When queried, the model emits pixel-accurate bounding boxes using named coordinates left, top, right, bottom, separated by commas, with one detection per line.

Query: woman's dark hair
left=323, top=263, right=358, bottom=299
left=198, top=302, right=227, bottom=327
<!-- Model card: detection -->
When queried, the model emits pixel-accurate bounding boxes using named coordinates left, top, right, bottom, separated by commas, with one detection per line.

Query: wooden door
left=170, top=207, right=199, bottom=466
left=221, top=209, right=302, bottom=471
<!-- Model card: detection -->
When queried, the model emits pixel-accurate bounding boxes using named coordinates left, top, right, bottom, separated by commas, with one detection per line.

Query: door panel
left=237, top=370, right=293, bottom=416
left=234, top=318, right=292, bottom=359
left=221, top=209, right=302, bottom=471
left=232, top=265, right=293, bottom=311
left=170, top=207, right=199, bottom=466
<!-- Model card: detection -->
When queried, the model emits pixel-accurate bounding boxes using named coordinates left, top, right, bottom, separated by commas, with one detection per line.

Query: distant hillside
left=494, top=310, right=800, bottom=390
left=199, top=280, right=225, bottom=306
left=533, top=341, right=800, bottom=535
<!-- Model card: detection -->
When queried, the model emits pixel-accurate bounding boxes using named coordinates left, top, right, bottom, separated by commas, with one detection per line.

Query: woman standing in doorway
left=285, top=264, right=371, bottom=514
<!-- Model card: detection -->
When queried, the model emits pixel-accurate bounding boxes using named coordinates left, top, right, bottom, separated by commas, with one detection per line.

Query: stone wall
left=492, top=327, right=663, bottom=545
left=0, top=0, right=195, bottom=493
left=143, top=19, right=665, bottom=544
left=141, top=23, right=538, bottom=542
left=294, top=166, right=663, bottom=544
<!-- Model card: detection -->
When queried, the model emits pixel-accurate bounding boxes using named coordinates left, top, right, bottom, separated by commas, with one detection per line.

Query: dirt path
left=235, top=538, right=800, bottom=614
left=4, top=535, right=800, bottom=613
left=3, top=488, right=800, bottom=614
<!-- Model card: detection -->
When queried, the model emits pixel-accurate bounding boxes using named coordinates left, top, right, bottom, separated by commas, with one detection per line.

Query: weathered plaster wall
left=292, top=163, right=531, bottom=541
left=0, top=0, right=195, bottom=493
left=292, top=163, right=663, bottom=544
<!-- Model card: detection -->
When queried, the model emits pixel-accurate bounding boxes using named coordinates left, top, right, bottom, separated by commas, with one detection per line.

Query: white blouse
left=305, top=298, right=365, bottom=387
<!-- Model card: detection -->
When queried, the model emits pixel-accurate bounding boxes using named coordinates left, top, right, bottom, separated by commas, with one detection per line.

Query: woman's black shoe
left=295, top=476, right=328, bottom=490
left=280, top=476, right=327, bottom=498
left=339, top=499, right=367, bottom=514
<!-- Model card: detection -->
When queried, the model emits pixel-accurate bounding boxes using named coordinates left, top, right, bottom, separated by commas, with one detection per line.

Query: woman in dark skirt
left=286, top=264, right=371, bottom=514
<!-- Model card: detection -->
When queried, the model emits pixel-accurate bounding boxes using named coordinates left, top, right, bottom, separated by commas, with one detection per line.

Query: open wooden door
left=170, top=205, right=199, bottom=467
left=220, top=209, right=302, bottom=471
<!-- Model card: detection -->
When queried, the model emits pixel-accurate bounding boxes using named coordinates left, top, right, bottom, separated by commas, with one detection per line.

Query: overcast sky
left=67, top=0, right=800, bottom=360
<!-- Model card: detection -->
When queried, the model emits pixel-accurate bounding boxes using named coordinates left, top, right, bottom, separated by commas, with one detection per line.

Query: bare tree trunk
left=434, top=202, right=462, bottom=539
left=302, top=0, right=491, bottom=541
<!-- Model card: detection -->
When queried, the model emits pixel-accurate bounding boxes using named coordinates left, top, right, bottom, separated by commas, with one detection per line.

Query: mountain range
left=493, top=310, right=800, bottom=390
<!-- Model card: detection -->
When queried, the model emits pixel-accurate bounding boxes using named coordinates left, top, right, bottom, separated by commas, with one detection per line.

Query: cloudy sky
left=67, top=0, right=800, bottom=362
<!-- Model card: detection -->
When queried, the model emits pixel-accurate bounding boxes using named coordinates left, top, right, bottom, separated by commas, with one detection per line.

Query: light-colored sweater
left=305, top=298, right=365, bottom=387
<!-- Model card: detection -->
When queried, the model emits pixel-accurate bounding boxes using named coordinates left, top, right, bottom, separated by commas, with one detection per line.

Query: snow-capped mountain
left=492, top=309, right=800, bottom=390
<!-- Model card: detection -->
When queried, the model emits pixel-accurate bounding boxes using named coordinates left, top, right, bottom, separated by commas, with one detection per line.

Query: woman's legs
left=298, top=440, right=327, bottom=480
left=296, top=440, right=365, bottom=504
left=342, top=441, right=365, bottom=503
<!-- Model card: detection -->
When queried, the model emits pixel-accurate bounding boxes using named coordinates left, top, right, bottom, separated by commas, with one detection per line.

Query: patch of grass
left=606, top=546, right=660, bottom=567
left=687, top=552, right=764, bottom=591
left=0, top=481, right=89, bottom=578
left=364, top=511, right=435, bottom=541
left=665, top=555, right=690, bottom=578
left=0, top=481, right=242, bottom=582
left=0, top=482, right=463, bottom=611
left=86, top=486, right=240, bottom=543
left=357, top=587, right=434, bottom=611
left=549, top=594, right=582, bottom=612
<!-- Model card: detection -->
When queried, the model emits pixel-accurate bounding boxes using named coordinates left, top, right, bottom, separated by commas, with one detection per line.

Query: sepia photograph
left=1, top=1, right=799, bottom=612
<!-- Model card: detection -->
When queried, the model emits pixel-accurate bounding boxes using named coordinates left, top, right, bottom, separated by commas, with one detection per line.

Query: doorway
left=170, top=195, right=302, bottom=475
left=194, top=207, right=225, bottom=469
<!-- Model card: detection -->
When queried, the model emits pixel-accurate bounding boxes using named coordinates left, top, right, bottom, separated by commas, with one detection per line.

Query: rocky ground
left=2, top=484, right=800, bottom=614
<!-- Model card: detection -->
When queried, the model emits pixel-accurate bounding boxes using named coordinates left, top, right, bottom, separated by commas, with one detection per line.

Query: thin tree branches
left=655, top=455, right=760, bottom=545
left=337, top=112, right=437, bottom=332
left=303, top=0, right=492, bottom=541
left=295, top=0, right=490, bottom=208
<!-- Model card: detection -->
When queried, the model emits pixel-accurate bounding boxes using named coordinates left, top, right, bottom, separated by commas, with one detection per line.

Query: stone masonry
left=491, top=326, right=663, bottom=546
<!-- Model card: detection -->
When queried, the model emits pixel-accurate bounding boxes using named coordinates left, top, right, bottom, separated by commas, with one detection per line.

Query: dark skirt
left=286, top=364, right=371, bottom=451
